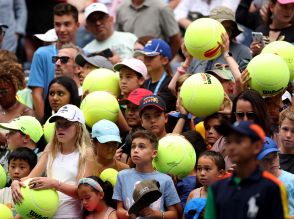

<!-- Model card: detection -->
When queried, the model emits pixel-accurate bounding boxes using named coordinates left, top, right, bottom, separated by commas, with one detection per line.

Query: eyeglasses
left=87, top=13, right=109, bottom=24
left=235, top=112, right=256, bottom=120
left=52, top=56, right=70, bottom=64
left=56, top=121, right=74, bottom=129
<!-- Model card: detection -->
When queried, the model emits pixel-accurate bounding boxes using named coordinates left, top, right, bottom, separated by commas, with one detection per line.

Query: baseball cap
left=134, top=39, right=172, bottom=61
left=128, top=179, right=162, bottom=216
left=184, top=198, right=207, bottom=219
left=216, top=121, right=265, bottom=142
left=138, top=95, right=166, bottom=116
left=278, top=0, right=294, bottom=3
left=126, top=88, right=153, bottom=106
left=34, top=29, right=58, bottom=43
left=85, top=3, right=109, bottom=20
left=113, top=58, right=148, bottom=79
left=49, top=104, right=85, bottom=125
left=91, top=119, right=121, bottom=143
left=282, top=90, right=292, bottom=102
left=257, top=137, right=279, bottom=160
left=0, top=116, right=43, bottom=143
left=206, top=68, right=235, bottom=82
left=0, top=23, right=8, bottom=28
left=75, top=53, right=113, bottom=70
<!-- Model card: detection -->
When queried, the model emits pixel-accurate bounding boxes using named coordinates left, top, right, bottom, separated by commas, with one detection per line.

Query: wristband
left=179, top=113, right=188, bottom=120
left=224, top=51, right=232, bottom=58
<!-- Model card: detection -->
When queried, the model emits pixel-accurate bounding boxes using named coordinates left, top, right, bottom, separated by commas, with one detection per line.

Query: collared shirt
left=205, top=166, right=289, bottom=219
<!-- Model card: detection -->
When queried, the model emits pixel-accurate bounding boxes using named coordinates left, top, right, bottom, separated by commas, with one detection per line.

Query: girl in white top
left=11, top=104, right=96, bottom=219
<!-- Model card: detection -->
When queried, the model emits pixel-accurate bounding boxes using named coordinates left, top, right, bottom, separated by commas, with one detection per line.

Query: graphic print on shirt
left=247, top=193, right=260, bottom=218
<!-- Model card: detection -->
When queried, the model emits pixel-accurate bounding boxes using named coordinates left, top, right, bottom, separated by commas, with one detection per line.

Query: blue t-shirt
left=279, top=170, right=294, bottom=216
left=28, top=44, right=57, bottom=98
left=113, top=168, right=180, bottom=218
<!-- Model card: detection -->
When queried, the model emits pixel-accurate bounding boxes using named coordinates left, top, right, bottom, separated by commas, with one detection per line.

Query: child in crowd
left=78, top=176, right=117, bottom=219
left=205, top=121, right=289, bottom=219
left=203, top=114, right=223, bottom=147
left=139, top=95, right=168, bottom=139
left=113, top=130, right=180, bottom=219
left=258, top=137, right=294, bottom=217
left=187, top=151, right=225, bottom=201
left=0, top=147, right=37, bottom=215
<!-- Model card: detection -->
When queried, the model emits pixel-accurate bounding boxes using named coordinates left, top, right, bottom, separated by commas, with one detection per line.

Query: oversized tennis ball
left=0, top=203, right=13, bottom=219
left=80, top=91, right=120, bottom=127
left=153, top=135, right=196, bottom=179
left=184, top=18, right=226, bottom=60
left=247, top=53, right=290, bottom=97
left=261, top=41, right=294, bottom=81
left=100, top=168, right=118, bottom=187
left=0, top=164, right=6, bottom=189
left=180, top=73, right=224, bottom=117
left=43, top=119, right=55, bottom=143
left=82, top=68, right=120, bottom=97
left=15, top=178, right=59, bottom=219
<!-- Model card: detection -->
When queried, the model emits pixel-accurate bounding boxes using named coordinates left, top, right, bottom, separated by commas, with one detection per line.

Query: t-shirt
left=83, top=31, right=137, bottom=60
left=255, top=25, right=294, bottom=43
left=113, top=168, right=180, bottom=218
left=28, top=44, right=57, bottom=98
left=279, top=170, right=294, bottom=216
left=280, top=154, right=294, bottom=174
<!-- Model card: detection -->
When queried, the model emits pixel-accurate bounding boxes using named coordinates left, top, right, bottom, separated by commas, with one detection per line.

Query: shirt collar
left=130, top=0, right=150, bottom=9
left=229, top=165, right=262, bottom=184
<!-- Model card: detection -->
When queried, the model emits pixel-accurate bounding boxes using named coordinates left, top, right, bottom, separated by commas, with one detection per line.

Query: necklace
left=0, top=101, right=19, bottom=115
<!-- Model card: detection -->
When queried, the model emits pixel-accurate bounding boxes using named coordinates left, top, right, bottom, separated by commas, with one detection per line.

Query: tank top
left=50, top=150, right=82, bottom=218
left=86, top=207, right=116, bottom=219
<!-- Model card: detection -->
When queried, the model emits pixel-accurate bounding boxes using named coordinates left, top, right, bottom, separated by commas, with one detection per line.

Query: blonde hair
left=279, top=107, right=294, bottom=126
left=46, top=122, right=92, bottom=180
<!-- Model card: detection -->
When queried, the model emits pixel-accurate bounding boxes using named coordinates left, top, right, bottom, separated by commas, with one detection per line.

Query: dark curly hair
left=0, top=61, right=25, bottom=91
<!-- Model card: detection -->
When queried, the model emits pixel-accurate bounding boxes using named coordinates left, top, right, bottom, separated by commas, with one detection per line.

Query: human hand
left=181, top=43, right=193, bottom=69
left=250, top=41, right=263, bottom=56
left=114, top=147, right=123, bottom=161
left=139, top=207, right=158, bottom=218
left=176, top=96, right=188, bottom=115
left=219, top=32, right=230, bottom=54
left=240, top=69, right=251, bottom=91
left=108, top=52, right=121, bottom=65
left=259, top=3, right=270, bottom=24
left=28, top=177, right=58, bottom=190
left=11, top=180, right=25, bottom=204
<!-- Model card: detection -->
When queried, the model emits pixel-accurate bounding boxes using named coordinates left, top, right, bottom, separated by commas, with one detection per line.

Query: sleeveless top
left=50, top=150, right=82, bottom=219
left=86, top=207, right=116, bottom=219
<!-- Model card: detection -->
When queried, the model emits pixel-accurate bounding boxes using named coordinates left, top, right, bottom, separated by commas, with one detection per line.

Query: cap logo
left=201, top=73, right=212, bottom=84
left=143, top=96, right=158, bottom=105
left=139, top=186, right=150, bottom=195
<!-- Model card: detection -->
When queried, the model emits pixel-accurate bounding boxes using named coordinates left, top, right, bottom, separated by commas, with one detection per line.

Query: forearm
left=54, top=180, right=78, bottom=199
left=151, top=210, right=177, bottom=219
left=117, top=109, right=131, bottom=133
left=116, top=207, right=128, bottom=219
left=172, top=118, right=186, bottom=134
left=178, top=18, right=192, bottom=29
left=168, top=70, right=181, bottom=96
left=32, top=88, right=45, bottom=121
left=224, top=56, right=241, bottom=81
left=169, top=33, right=181, bottom=58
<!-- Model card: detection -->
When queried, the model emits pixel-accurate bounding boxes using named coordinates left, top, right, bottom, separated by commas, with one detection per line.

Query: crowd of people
left=0, top=0, right=294, bottom=218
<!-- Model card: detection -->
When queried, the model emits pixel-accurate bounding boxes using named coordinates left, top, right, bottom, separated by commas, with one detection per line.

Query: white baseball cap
left=34, top=29, right=58, bottom=43
left=85, top=3, right=109, bottom=20
left=113, top=58, right=148, bottom=79
left=49, top=104, right=85, bottom=125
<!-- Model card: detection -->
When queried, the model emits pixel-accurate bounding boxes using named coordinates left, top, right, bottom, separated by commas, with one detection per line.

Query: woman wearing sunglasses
left=11, top=104, right=95, bottom=219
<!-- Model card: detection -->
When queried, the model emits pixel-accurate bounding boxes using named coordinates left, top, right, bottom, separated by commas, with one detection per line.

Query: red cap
left=127, top=88, right=153, bottom=106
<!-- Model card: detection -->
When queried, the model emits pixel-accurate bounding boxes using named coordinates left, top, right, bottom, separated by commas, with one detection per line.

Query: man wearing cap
left=115, top=0, right=181, bottom=57
left=83, top=3, right=137, bottom=64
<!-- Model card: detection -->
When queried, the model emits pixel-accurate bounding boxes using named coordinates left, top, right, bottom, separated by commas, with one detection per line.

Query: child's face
left=125, top=102, right=141, bottom=127
left=141, top=107, right=167, bottom=138
left=119, top=67, right=144, bottom=96
left=94, top=140, right=117, bottom=160
left=131, top=137, right=157, bottom=165
left=279, top=118, right=294, bottom=150
left=259, top=152, right=280, bottom=175
left=78, top=184, right=103, bottom=212
left=8, top=159, right=31, bottom=181
left=204, top=118, right=221, bottom=145
left=6, top=130, right=26, bottom=150
left=143, top=55, right=168, bottom=73
left=196, top=156, right=222, bottom=187
left=55, top=119, right=77, bottom=144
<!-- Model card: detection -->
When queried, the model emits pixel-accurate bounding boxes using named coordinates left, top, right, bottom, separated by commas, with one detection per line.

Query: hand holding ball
left=0, top=164, right=6, bottom=189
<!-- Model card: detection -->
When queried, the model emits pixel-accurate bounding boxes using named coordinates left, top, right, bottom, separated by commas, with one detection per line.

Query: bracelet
left=179, top=113, right=188, bottom=120
left=161, top=211, right=165, bottom=219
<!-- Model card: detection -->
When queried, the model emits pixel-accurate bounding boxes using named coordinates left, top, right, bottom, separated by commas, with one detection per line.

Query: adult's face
left=54, top=14, right=79, bottom=44
left=86, top=12, right=113, bottom=41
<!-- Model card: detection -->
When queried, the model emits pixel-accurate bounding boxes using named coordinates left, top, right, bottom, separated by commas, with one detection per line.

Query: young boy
left=139, top=95, right=168, bottom=139
left=205, top=121, right=289, bottom=219
left=91, top=119, right=129, bottom=175
left=0, top=147, right=37, bottom=215
left=113, top=130, right=180, bottom=219
left=278, top=107, right=294, bottom=173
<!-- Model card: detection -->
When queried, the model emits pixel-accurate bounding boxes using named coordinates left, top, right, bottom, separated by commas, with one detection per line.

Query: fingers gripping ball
left=43, top=119, right=55, bottom=143
left=184, top=18, right=226, bottom=60
left=153, top=135, right=196, bottom=179
left=0, top=203, right=13, bottom=219
left=80, top=91, right=120, bottom=127
left=100, top=168, right=118, bottom=187
left=247, top=53, right=290, bottom=97
left=180, top=73, right=224, bottom=117
left=0, top=164, right=6, bottom=189
left=82, top=68, right=120, bottom=97
left=15, top=178, right=59, bottom=219
left=261, top=41, right=294, bottom=81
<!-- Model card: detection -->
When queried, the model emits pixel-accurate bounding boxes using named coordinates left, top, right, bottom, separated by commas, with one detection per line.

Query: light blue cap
left=91, top=119, right=121, bottom=143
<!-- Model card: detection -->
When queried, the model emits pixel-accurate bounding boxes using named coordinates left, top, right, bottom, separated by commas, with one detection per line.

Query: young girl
left=78, top=176, right=117, bottom=219
left=11, top=104, right=95, bottom=219
left=187, top=151, right=225, bottom=201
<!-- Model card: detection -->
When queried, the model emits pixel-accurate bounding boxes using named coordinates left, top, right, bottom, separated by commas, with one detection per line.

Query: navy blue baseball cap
left=257, top=137, right=279, bottom=160
left=184, top=198, right=207, bottom=219
left=134, top=39, right=172, bottom=61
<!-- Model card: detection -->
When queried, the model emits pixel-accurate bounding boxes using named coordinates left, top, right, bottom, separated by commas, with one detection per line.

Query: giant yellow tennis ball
left=43, top=119, right=55, bottom=143
left=80, top=91, right=120, bottom=127
left=184, top=18, right=226, bottom=60
left=82, top=68, right=120, bottom=97
left=15, top=178, right=59, bottom=219
left=153, top=135, right=196, bottom=179
left=180, top=73, right=224, bottom=117
left=261, top=41, right=294, bottom=81
left=0, top=164, right=6, bottom=189
left=100, top=168, right=118, bottom=187
left=247, top=53, right=290, bottom=97
left=0, top=203, right=13, bottom=219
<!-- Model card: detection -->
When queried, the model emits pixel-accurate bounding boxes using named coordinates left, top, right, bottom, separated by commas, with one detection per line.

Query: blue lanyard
left=147, top=72, right=167, bottom=95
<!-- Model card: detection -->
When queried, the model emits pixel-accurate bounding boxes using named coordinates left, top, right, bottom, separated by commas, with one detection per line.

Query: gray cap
left=0, top=23, right=8, bottom=28
left=75, top=53, right=113, bottom=70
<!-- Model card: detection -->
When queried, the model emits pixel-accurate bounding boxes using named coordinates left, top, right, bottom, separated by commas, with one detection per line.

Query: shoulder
left=113, top=31, right=137, bottom=40
left=35, top=45, right=55, bottom=55
left=118, top=168, right=134, bottom=177
left=84, top=40, right=97, bottom=51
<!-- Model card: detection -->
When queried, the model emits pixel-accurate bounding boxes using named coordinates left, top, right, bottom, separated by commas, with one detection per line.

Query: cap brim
left=139, top=104, right=165, bottom=116
left=0, top=24, right=8, bottom=28
left=75, top=54, right=88, bottom=67
left=95, top=135, right=121, bottom=143
left=206, top=70, right=230, bottom=81
left=257, top=148, right=279, bottom=160
left=0, top=122, right=20, bottom=131
left=113, top=63, right=126, bottom=72
left=133, top=50, right=160, bottom=57
left=278, top=0, right=294, bottom=4
left=216, top=122, right=247, bottom=137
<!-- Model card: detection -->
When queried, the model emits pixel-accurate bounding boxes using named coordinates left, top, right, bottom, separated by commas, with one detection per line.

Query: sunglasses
left=52, top=56, right=70, bottom=64
left=55, top=121, right=74, bottom=129
left=235, top=112, right=256, bottom=120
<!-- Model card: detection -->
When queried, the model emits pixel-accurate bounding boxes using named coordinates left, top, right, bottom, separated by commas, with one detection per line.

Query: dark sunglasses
left=52, top=56, right=70, bottom=64
left=235, top=112, right=256, bottom=120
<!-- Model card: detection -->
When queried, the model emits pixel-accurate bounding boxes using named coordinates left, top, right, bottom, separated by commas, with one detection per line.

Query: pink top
left=86, top=207, right=115, bottom=219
